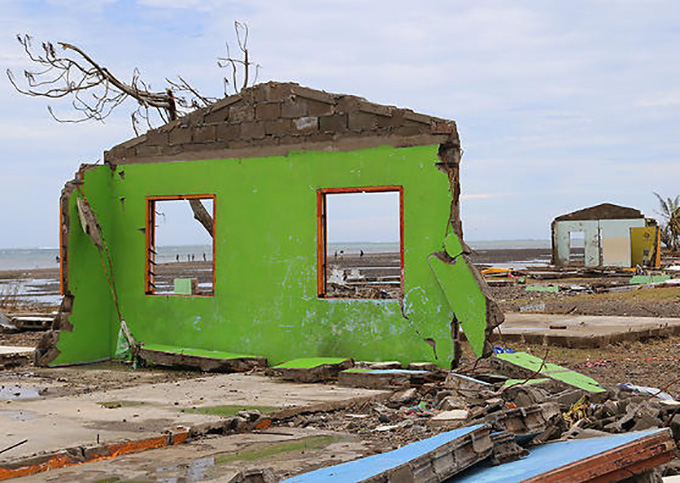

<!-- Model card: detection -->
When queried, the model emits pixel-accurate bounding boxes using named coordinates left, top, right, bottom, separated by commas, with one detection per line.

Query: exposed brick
left=168, top=126, right=192, bottom=145
left=135, top=145, right=166, bottom=158
left=230, top=104, right=255, bottom=123
left=377, top=110, right=404, bottom=129
left=294, top=116, right=318, bottom=134
left=307, top=99, right=335, bottom=117
left=319, top=114, right=348, bottom=133
left=336, top=95, right=362, bottom=114
left=431, top=119, right=457, bottom=134
left=358, top=101, right=393, bottom=117
left=254, top=82, right=294, bottom=102
left=241, top=121, right=266, bottom=139
left=281, top=99, right=308, bottom=118
left=216, top=123, right=241, bottom=142
left=193, top=125, right=216, bottom=143
left=256, top=102, right=282, bottom=120
left=394, top=122, right=423, bottom=137
left=403, top=110, right=434, bottom=125
left=265, top=119, right=293, bottom=136
left=348, top=112, right=378, bottom=131
left=203, top=106, right=230, bottom=124
left=145, top=129, right=168, bottom=146
left=290, top=84, right=335, bottom=103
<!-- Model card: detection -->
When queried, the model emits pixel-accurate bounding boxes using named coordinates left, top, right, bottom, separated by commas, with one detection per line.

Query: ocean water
left=0, top=248, right=61, bottom=271
left=0, top=240, right=552, bottom=271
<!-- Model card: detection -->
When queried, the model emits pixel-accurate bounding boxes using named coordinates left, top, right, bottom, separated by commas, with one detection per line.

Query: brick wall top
left=104, top=82, right=459, bottom=165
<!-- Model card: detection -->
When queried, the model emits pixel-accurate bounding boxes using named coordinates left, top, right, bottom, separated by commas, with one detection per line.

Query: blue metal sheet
left=282, top=424, right=486, bottom=482
left=454, top=428, right=667, bottom=482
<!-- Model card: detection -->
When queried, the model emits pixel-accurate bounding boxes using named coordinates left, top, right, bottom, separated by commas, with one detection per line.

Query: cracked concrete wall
left=42, top=144, right=498, bottom=368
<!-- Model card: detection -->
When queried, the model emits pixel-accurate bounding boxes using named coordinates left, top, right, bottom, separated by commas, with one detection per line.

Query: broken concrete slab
left=0, top=345, right=35, bottom=369
left=492, top=350, right=607, bottom=394
left=282, top=423, right=493, bottom=482
left=483, top=403, right=562, bottom=442
left=489, top=431, right=529, bottom=465
left=0, top=373, right=388, bottom=469
left=2, top=428, right=365, bottom=483
left=456, top=428, right=676, bottom=482
left=270, top=357, right=353, bottom=383
left=444, top=373, right=493, bottom=396
left=139, top=344, right=267, bottom=372
left=427, top=409, right=469, bottom=429
left=496, top=313, right=680, bottom=348
left=338, top=368, right=431, bottom=389
left=11, top=315, right=54, bottom=331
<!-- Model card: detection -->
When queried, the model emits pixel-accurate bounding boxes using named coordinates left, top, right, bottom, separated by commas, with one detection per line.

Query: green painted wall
left=56, top=145, right=469, bottom=367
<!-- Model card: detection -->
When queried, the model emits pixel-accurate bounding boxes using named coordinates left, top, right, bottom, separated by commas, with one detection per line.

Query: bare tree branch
left=189, top=199, right=214, bottom=237
left=217, top=21, right=261, bottom=94
left=8, top=23, right=259, bottom=134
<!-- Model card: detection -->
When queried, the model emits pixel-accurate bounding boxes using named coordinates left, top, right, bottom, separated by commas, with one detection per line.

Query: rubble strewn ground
left=1, top=253, right=680, bottom=481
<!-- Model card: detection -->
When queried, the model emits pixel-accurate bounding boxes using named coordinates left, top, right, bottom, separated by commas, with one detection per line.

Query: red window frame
left=316, top=186, right=404, bottom=299
left=145, top=194, right=216, bottom=297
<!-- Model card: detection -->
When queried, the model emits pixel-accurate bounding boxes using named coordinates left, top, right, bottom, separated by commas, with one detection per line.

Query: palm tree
left=654, top=193, right=680, bottom=251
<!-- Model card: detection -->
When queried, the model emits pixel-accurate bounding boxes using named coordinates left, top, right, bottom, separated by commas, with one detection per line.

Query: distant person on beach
left=176, top=254, right=180, bottom=262
left=55, top=255, right=60, bottom=263
left=203, top=253, right=207, bottom=262
left=360, top=250, right=364, bottom=257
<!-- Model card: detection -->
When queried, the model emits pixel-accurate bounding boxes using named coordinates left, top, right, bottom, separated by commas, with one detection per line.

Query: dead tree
left=7, top=22, right=260, bottom=135
left=8, top=23, right=260, bottom=235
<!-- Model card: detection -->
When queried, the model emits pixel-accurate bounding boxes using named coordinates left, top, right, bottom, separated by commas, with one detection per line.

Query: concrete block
left=255, top=102, right=281, bottom=120
left=319, top=114, right=348, bottom=132
left=168, top=126, right=192, bottom=145
left=216, top=123, right=241, bottom=142
left=294, top=116, right=318, bottom=134
left=281, top=99, right=308, bottom=118
left=145, top=129, right=168, bottom=146
left=230, top=104, right=255, bottom=122
left=240, top=122, right=266, bottom=140
left=428, top=409, right=469, bottom=429
left=264, top=119, right=292, bottom=136
left=390, top=388, right=418, bottom=405
left=192, top=125, right=216, bottom=143
left=348, top=111, right=377, bottom=131
left=438, top=395, right=468, bottom=411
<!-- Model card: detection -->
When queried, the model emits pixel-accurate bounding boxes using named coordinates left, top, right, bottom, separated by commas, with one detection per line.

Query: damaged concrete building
left=551, top=203, right=660, bottom=268
left=38, top=82, right=501, bottom=369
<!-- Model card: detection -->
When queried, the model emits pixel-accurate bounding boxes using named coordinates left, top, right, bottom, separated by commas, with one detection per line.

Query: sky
left=1, top=0, right=679, bottom=248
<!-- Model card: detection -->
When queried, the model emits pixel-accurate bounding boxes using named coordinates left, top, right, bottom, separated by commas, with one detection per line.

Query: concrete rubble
left=0, top=348, right=679, bottom=481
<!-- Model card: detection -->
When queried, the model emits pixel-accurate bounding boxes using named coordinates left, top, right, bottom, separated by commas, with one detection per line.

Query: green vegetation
left=215, top=435, right=345, bottom=464
left=98, top=400, right=146, bottom=409
left=182, top=405, right=278, bottom=417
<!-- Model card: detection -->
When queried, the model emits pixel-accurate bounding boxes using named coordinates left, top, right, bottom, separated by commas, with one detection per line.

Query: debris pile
left=262, top=349, right=680, bottom=481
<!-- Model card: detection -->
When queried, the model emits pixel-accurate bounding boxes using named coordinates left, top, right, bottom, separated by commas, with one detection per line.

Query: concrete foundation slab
left=494, top=313, right=680, bottom=348
left=0, top=372, right=388, bottom=477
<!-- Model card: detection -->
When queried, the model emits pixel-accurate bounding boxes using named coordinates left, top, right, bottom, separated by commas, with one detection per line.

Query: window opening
left=569, top=231, right=585, bottom=265
left=318, top=187, right=403, bottom=299
left=146, top=195, right=215, bottom=296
